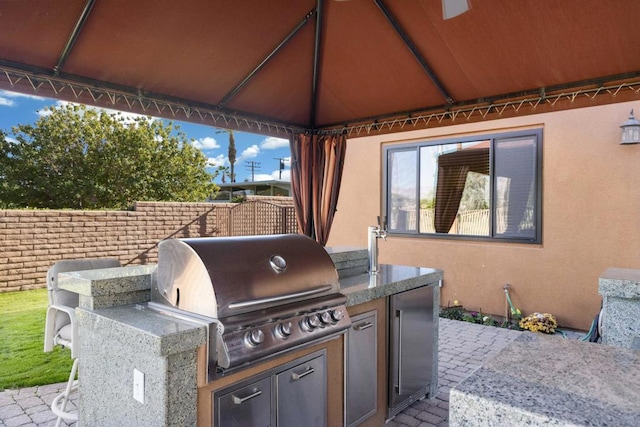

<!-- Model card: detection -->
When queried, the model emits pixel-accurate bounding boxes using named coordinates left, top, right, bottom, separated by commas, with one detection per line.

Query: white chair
left=44, top=258, right=121, bottom=427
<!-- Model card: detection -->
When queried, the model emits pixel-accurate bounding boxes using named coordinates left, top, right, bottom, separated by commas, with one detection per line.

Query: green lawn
left=0, top=288, right=73, bottom=390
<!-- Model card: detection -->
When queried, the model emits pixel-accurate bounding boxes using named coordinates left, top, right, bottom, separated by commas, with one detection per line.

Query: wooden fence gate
left=227, top=201, right=297, bottom=236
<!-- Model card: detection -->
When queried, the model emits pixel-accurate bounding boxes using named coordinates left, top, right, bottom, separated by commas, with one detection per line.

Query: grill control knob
left=246, top=329, right=265, bottom=347
left=319, top=311, right=333, bottom=325
left=275, top=321, right=293, bottom=338
left=330, top=309, right=345, bottom=322
left=302, top=315, right=320, bottom=331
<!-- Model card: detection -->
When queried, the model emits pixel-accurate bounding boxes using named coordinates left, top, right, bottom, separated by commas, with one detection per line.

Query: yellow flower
left=519, top=312, right=557, bottom=334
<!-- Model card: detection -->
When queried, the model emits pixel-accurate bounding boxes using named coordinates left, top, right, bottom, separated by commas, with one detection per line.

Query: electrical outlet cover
left=133, top=368, right=145, bottom=403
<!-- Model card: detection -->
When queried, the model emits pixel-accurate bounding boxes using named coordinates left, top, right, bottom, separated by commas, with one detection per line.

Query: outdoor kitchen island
left=58, top=244, right=442, bottom=427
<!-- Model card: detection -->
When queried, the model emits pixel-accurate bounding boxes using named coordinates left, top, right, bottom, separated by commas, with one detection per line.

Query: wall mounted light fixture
left=620, top=109, right=640, bottom=144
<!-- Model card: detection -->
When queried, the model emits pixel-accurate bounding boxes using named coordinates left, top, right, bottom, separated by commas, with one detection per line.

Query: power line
left=245, top=161, right=261, bottom=181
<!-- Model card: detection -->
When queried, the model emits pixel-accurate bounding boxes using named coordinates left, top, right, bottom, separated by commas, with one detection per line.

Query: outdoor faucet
left=368, top=216, right=387, bottom=274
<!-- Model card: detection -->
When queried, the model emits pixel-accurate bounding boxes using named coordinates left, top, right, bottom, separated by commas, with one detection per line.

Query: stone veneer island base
left=449, top=333, right=640, bottom=426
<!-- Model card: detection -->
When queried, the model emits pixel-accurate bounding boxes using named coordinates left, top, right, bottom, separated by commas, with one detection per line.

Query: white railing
left=391, top=207, right=534, bottom=236
left=454, top=209, right=490, bottom=235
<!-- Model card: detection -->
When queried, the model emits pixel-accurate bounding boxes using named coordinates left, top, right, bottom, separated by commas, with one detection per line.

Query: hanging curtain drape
left=434, top=164, right=470, bottom=233
left=434, top=147, right=490, bottom=234
left=290, top=133, right=347, bottom=246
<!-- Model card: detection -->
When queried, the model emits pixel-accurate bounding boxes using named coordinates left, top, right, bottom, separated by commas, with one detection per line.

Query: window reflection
left=385, top=130, right=541, bottom=243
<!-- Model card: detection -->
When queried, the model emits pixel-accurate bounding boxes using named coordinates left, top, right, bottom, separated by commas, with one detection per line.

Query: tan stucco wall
left=328, top=101, right=640, bottom=330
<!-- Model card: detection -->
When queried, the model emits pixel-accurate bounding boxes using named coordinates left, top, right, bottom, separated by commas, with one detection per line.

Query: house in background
left=328, top=101, right=640, bottom=330
left=215, top=180, right=292, bottom=201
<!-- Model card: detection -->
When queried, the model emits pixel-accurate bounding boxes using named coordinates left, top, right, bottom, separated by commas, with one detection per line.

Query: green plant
left=498, top=319, right=522, bottom=330
left=440, top=303, right=523, bottom=330
left=0, top=289, right=73, bottom=390
left=461, top=310, right=499, bottom=326
left=440, top=305, right=465, bottom=321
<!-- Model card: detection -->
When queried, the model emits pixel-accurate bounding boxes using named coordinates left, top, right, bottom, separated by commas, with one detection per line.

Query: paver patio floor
left=1, top=319, right=583, bottom=427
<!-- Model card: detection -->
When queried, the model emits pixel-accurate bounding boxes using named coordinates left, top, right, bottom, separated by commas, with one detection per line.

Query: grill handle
left=228, top=285, right=333, bottom=310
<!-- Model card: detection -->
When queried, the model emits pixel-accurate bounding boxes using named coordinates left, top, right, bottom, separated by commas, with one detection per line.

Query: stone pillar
left=59, top=265, right=207, bottom=426
left=599, top=268, right=640, bottom=349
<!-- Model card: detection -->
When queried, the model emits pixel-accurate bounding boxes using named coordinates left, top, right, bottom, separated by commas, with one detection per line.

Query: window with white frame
left=384, top=129, right=542, bottom=243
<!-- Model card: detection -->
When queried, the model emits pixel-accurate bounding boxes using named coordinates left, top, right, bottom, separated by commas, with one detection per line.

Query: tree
left=0, top=104, right=218, bottom=209
left=460, top=171, right=489, bottom=210
left=216, top=129, right=236, bottom=182
left=216, top=166, right=231, bottom=183
left=227, top=130, right=236, bottom=183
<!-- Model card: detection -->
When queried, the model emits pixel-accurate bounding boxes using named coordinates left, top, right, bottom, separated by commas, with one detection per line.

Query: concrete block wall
left=0, top=197, right=295, bottom=292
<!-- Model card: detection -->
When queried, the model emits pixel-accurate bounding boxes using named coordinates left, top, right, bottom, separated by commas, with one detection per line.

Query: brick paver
left=1, top=319, right=582, bottom=426
left=386, top=319, right=523, bottom=427
left=0, top=384, right=75, bottom=427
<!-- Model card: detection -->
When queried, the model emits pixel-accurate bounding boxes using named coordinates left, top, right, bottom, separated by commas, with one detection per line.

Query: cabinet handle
left=396, top=309, right=403, bottom=395
left=291, top=367, right=315, bottom=381
left=354, top=322, right=373, bottom=331
left=232, top=388, right=262, bottom=404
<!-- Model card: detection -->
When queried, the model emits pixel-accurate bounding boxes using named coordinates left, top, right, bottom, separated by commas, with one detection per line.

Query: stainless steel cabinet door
left=216, top=377, right=272, bottom=427
left=388, top=285, right=434, bottom=412
left=346, top=311, right=377, bottom=426
left=276, top=354, right=326, bottom=427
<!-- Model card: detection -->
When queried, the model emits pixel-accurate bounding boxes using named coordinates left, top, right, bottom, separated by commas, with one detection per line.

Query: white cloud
left=3, top=136, right=17, bottom=144
left=277, top=169, right=291, bottom=181
left=250, top=169, right=291, bottom=182
left=207, top=154, right=227, bottom=168
left=108, top=109, right=155, bottom=124
left=260, top=136, right=289, bottom=150
left=0, top=90, right=47, bottom=101
left=252, top=173, right=276, bottom=181
left=192, top=136, right=220, bottom=150
left=36, top=100, right=155, bottom=124
left=37, top=101, right=76, bottom=117
left=37, top=108, right=53, bottom=117
left=0, top=97, right=15, bottom=107
left=236, top=144, right=260, bottom=163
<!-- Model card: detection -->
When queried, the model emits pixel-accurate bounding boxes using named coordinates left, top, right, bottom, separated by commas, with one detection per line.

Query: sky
left=0, top=89, right=291, bottom=184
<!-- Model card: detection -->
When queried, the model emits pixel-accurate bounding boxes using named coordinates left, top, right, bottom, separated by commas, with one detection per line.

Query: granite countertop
left=450, top=333, right=640, bottom=426
left=77, top=303, right=208, bottom=357
left=339, top=264, right=442, bottom=307
left=599, top=267, right=640, bottom=298
left=59, top=264, right=155, bottom=296
left=58, top=256, right=442, bottom=344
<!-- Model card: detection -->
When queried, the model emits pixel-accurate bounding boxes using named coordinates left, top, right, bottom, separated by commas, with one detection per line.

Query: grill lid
left=153, top=234, right=340, bottom=319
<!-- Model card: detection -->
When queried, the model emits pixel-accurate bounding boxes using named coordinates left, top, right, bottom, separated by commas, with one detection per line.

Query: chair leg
left=52, top=358, right=79, bottom=427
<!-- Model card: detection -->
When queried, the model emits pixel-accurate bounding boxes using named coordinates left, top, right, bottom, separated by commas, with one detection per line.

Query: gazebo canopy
left=1, top=0, right=639, bottom=137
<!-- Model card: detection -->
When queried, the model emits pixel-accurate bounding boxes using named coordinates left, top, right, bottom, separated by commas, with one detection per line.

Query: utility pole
left=245, top=161, right=261, bottom=182
left=274, top=157, right=286, bottom=180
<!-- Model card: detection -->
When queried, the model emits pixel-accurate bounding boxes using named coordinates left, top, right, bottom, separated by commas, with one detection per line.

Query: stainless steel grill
left=150, top=234, right=351, bottom=377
